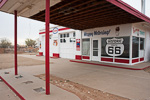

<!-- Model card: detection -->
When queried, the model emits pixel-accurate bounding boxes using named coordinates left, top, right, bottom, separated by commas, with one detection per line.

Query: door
left=92, top=39, right=100, bottom=61
left=139, top=38, right=145, bottom=61
left=59, top=32, right=75, bottom=59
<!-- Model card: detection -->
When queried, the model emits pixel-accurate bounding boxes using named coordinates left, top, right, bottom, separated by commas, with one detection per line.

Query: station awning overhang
left=1, top=0, right=150, bottom=30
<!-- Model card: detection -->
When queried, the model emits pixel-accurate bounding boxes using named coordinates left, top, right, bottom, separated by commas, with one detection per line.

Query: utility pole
left=141, top=0, right=145, bottom=14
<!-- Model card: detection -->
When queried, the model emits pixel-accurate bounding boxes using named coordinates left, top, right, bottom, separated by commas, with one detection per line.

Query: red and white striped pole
left=45, top=0, right=50, bottom=95
left=14, top=10, right=18, bottom=75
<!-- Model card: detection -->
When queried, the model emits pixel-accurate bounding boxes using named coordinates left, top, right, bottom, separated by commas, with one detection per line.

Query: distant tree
left=25, top=38, right=36, bottom=47
left=0, top=38, right=12, bottom=48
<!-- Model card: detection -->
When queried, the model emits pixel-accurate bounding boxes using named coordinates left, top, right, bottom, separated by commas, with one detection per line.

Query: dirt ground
left=144, top=66, right=150, bottom=73
left=0, top=54, right=45, bottom=70
left=35, top=74, right=130, bottom=100
left=1, top=54, right=149, bottom=100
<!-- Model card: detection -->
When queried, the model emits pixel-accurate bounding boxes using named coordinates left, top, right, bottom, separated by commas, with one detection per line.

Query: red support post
left=14, top=10, right=18, bottom=75
left=45, top=0, right=50, bottom=95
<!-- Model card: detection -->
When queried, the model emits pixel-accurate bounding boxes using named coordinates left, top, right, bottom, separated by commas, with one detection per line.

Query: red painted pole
left=14, top=10, right=18, bottom=75
left=45, top=0, right=50, bottom=95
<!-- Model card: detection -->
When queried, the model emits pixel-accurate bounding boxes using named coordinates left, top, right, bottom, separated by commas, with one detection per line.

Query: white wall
left=132, top=22, right=150, bottom=62
left=39, top=26, right=82, bottom=59
left=82, top=24, right=132, bottom=38
left=145, top=31, right=150, bottom=61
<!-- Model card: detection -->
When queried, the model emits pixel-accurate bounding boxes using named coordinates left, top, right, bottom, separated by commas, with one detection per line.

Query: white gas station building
left=1, top=0, right=150, bottom=96
left=39, top=22, right=150, bottom=65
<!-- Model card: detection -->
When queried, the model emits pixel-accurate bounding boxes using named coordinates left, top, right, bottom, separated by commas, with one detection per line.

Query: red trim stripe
left=0, top=0, right=7, bottom=8
left=115, top=59, right=129, bottom=64
left=75, top=55, right=82, bottom=60
left=39, top=28, right=70, bottom=34
left=70, top=60, right=150, bottom=70
left=101, top=57, right=113, bottom=62
left=140, top=57, right=144, bottom=61
left=132, top=58, right=139, bottom=63
left=53, top=53, right=59, bottom=58
left=0, top=76, right=25, bottom=100
left=82, top=56, right=90, bottom=59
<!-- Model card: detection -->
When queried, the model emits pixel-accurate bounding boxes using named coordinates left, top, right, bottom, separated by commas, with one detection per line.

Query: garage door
left=59, top=32, right=76, bottom=59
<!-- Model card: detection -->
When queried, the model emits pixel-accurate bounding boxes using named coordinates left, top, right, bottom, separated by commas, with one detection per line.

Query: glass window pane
left=101, top=37, right=130, bottom=58
left=101, top=37, right=112, bottom=57
left=132, top=36, right=139, bottom=58
left=64, top=34, right=66, bottom=38
left=62, top=39, right=65, bottom=42
left=60, top=39, right=62, bottom=43
left=82, top=39, right=90, bottom=56
left=93, top=51, right=98, bottom=56
left=67, top=33, right=69, bottom=37
left=93, top=40, right=98, bottom=48
left=140, top=38, right=144, bottom=50
left=117, top=37, right=130, bottom=58
left=60, top=34, right=62, bottom=38
left=73, top=32, right=76, bottom=37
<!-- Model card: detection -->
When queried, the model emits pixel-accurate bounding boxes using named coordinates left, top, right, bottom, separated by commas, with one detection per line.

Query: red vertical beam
left=45, top=0, right=50, bottom=95
left=14, top=10, right=18, bottom=75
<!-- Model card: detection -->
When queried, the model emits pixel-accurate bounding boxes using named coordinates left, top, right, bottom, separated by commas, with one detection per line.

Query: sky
left=0, top=0, right=150, bottom=45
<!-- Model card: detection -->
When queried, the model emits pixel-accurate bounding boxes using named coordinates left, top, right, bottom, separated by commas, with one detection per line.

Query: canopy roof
left=1, top=0, right=150, bottom=30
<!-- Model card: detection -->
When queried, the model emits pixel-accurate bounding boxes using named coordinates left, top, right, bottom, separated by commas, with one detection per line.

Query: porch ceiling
left=0, top=0, right=150, bottom=30
left=0, top=0, right=61, bottom=17
left=29, top=0, right=150, bottom=30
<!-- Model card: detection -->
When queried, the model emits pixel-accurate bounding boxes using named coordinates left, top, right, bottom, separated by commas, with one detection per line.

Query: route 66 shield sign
left=106, top=38, right=124, bottom=56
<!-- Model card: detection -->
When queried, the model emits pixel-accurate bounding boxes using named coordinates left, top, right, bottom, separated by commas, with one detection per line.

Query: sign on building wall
left=133, top=27, right=145, bottom=37
left=84, top=29, right=111, bottom=37
left=76, top=39, right=80, bottom=51
left=53, top=27, right=59, bottom=34
left=53, top=40, right=58, bottom=46
left=106, top=38, right=124, bottom=56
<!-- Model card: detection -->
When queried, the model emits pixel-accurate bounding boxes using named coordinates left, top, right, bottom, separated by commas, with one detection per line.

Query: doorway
left=91, top=39, right=100, bottom=61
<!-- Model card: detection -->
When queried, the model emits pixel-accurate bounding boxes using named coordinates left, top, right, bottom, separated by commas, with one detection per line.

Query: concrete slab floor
left=7, top=54, right=150, bottom=100
left=0, top=68, right=80, bottom=100
left=0, top=79, right=20, bottom=100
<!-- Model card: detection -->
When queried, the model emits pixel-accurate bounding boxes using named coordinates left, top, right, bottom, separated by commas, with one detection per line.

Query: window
left=60, top=33, right=75, bottom=43
left=67, top=33, right=69, bottom=37
left=101, top=37, right=112, bottom=57
left=101, top=37, right=130, bottom=58
left=117, top=37, right=130, bottom=58
left=82, top=39, right=90, bottom=56
left=93, top=40, right=98, bottom=56
left=64, top=39, right=66, bottom=43
left=140, top=38, right=144, bottom=50
left=60, top=33, right=67, bottom=43
left=64, top=34, right=66, bottom=38
left=60, top=34, right=63, bottom=38
left=60, top=39, right=63, bottom=43
left=70, top=38, right=75, bottom=42
left=132, top=36, right=139, bottom=58
left=73, top=32, right=76, bottom=37
left=49, top=35, right=52, bottom=39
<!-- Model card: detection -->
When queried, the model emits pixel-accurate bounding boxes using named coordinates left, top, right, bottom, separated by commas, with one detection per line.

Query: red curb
left=70, top=60, right=150, bottom=70
left=0, top=76, right=25, bottom=100
left=36, top=55, right=43, bottom=56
